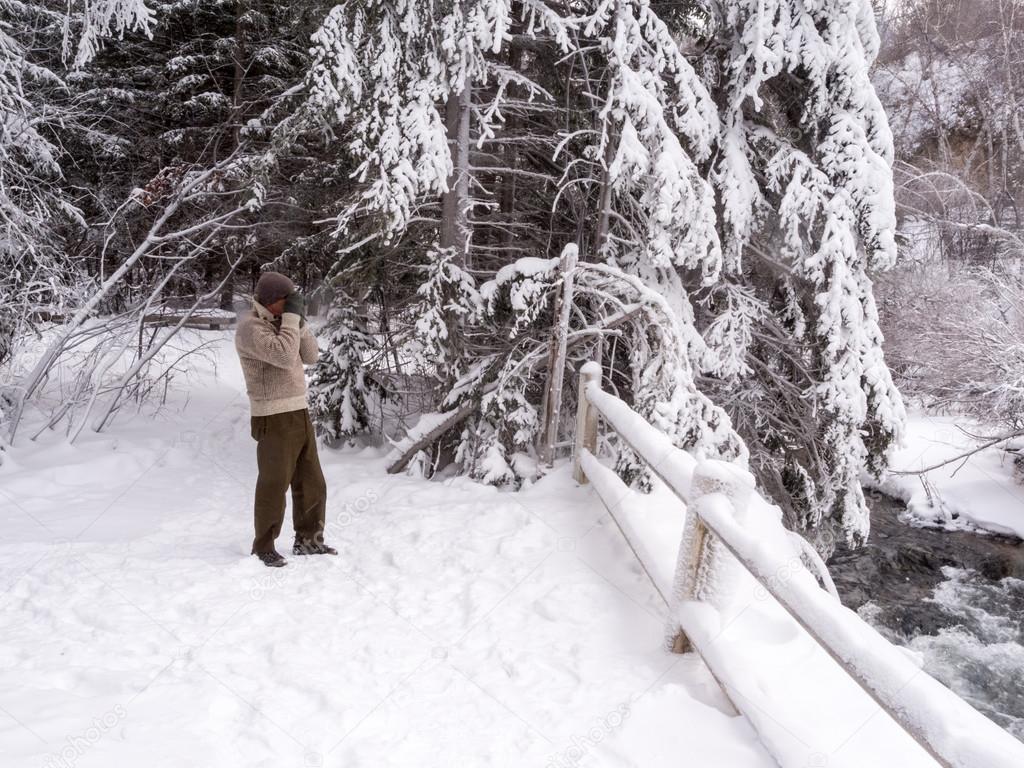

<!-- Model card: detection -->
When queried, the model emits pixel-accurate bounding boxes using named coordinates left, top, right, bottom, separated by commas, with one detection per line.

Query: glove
left=283, top=292, right=306, bottom=320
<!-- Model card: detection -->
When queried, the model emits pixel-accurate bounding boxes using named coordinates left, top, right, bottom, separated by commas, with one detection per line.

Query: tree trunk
left=441, top=85, right=472, bottom=266
left=595, top=127, right=617, bottom=262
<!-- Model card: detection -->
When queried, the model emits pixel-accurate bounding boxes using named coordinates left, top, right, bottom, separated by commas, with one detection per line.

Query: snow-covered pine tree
left=0, top=2, right=84, bottom=367
left=308, top=302, right=383, bottom=442
left=545, top=1, right=746, bottom=486
left=54, top=0, right=324, bottom=310
left=410, top=245, right=483, bottom=395
left=303, top=0, right=903, bottom=550
left=0, top=0, right=161, bottom=443
left=576, top=0, right=722, bottom=277
left=304, top=1, right=740, bottom=479
left=457, top=255, right=564, bottom=485
left=306, top=0, right=564, bottom=243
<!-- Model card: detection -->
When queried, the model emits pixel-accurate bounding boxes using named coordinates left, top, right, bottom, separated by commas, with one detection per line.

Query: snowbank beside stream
left=870, top=413, right=1024, bottom=539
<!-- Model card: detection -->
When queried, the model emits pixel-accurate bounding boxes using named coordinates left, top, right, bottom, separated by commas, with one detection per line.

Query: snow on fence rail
left=571, top=361, right=1024, bottom=768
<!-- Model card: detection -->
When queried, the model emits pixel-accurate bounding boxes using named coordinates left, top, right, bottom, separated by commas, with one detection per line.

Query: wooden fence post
left=667, top=460, right=755, bottom=653
left=538, top=244, right=579, bottom=466
left=572, top=362, right=601, bottom=484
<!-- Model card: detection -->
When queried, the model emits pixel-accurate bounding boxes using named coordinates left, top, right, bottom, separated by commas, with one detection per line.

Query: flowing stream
left=827, top=490, right=1024, bottom=740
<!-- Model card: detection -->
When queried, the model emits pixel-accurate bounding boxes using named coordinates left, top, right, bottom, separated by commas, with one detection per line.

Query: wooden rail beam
left=572, top=362, right=600, bottom=484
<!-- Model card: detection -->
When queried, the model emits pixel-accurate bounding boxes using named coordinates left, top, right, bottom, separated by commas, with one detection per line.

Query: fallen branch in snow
left=386, top=305, right=642, bottom=475
left=85, top=255, right=245, bottom=437
left=888, top=429, right=1024, bottom=475
left=6, top=152, right=251, bottom=442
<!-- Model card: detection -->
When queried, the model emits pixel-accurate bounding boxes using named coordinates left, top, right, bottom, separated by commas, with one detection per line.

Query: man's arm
left=236, top=312, right=302, bottom=369
left=299, top=324, right=320, bottom=365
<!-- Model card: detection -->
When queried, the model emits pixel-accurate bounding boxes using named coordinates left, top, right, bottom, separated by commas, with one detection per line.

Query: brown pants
left=250, top=409, right=327, bottom=554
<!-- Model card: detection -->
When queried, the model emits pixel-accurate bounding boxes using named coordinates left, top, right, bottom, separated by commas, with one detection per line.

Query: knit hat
left=255, top=271, right=295, bottom=305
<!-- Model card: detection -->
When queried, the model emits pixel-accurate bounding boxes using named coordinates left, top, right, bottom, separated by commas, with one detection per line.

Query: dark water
left=828, top=490, right=1024, bottom=739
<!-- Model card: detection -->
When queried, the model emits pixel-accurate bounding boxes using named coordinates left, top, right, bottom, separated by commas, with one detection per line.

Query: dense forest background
left=2, top=0, right=1021, bottom=554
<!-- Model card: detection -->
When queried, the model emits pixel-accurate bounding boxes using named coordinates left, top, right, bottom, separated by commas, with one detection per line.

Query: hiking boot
left=293, top=540, right=338, bottom=556
left=255, top=550, right=287, bottom=567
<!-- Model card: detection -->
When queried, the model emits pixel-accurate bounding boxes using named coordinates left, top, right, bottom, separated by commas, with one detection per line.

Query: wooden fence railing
left=571, top=361, right=1024, bottom=768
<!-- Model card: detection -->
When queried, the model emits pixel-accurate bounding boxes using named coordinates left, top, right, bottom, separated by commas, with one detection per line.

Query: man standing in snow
left=234, top=271, right=337, bottom=567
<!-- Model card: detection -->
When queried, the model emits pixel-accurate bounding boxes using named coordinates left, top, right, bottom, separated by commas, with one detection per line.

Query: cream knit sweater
left=235, top=298, right=320, bottom=416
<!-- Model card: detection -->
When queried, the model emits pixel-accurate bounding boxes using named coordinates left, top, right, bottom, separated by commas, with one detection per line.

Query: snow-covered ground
left=0, top=332, right=773, bottom=768
left=2, top=334, right=1013, bottom=767
left=872, top=413, right=1024, bottom=538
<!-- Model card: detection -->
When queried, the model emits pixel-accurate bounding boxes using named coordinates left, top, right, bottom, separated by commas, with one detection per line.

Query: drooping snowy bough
left=701, top=0, right=907, bottom=549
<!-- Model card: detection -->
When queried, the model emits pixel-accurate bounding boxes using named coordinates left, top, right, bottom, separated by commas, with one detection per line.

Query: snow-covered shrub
left=411, top=250, right=553, bottom=486
left=410, top=245, right=482, bottom=394
left=455, top=356, right=544, bottom=487
left=402, top=248, right=747, bottom=489
left=876, top=262, right=1024, bottom=430
left=456, top=417, right=515, bottom=486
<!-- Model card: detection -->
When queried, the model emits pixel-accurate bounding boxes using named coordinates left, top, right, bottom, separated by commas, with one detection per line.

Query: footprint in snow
left=532, top=598, right=558, bottom=622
